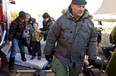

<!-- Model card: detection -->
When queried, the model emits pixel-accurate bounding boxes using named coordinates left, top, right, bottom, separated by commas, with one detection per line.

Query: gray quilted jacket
left=44, top=9, right=97, bottom=68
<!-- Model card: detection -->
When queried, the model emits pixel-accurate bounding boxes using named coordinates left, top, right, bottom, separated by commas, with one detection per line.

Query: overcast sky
left=8, top=0, right=103, bottom=19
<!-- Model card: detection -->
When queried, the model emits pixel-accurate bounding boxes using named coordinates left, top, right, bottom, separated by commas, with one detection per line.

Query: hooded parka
left=44, top=9, right=97, bottom=68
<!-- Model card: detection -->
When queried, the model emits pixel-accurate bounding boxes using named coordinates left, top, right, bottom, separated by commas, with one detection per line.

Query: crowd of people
left=8, top=11, right=55, bottom=73
left=8, top=0, right=97, bottom=75
left=3, top=0, right=114, bottom=76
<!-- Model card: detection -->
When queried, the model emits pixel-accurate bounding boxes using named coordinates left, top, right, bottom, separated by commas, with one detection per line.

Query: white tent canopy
left=94, top=0, right=116, bottom=14
left=94, top=0, right=116, bottom=21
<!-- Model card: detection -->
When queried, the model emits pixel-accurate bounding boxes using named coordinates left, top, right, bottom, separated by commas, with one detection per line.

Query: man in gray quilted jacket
left=44, top=0, right=98, bottom=76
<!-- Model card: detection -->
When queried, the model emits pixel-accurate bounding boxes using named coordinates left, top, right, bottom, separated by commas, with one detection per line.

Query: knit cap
left=71, top=0, right=87, bottom=5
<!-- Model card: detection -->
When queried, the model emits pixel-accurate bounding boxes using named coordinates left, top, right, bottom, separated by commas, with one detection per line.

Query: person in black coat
left=41, top=12, right=55, bottom=41
left=8, top=11, right=27, bottom=73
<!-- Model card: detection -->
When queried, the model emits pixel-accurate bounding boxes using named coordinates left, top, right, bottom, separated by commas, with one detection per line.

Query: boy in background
left=31, top=22, right=42, bottom=60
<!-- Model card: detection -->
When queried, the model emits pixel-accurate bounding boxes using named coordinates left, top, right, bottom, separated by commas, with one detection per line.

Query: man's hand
left=45, top=55, right=53, bottom=62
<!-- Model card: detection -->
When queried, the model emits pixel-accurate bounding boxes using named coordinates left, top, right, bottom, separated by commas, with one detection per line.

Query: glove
left=88, top=59, right=95, bottom=66
left=45, top=55, right=53, bottom=62
left=51, top=49, right=55, bottom=55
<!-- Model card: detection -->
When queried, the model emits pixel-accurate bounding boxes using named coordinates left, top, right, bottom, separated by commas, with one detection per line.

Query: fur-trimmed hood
left=66, top=8, right=93, bottom=21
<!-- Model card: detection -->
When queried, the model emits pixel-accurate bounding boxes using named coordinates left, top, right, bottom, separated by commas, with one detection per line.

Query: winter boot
left=21, top=52, right=26, bottom=61
left=8, top=57, right=15, bottom=73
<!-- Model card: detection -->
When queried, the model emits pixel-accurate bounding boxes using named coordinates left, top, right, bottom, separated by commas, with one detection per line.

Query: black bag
left=93, top=58, right=107, bottom=70
left=21, top=37, right=30, bottom=46
left=79, top=66, right=108, bottom=76
left=79, top=56, right=108, bottom=76
left=21, top=27, right=31, bottom=46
